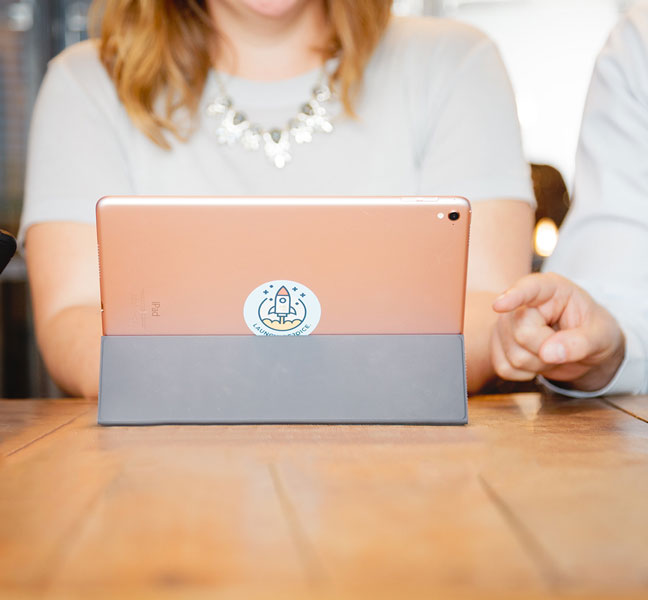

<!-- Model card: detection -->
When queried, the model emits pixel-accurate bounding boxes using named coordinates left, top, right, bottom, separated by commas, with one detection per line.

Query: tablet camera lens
left=448, top=211, right=460, bottom=221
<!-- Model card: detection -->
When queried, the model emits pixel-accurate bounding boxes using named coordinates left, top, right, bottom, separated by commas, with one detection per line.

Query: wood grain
left=475, top=395, right=648, bottom=593
left=0, top=394, right=646, bottom=599
left=0, top=399, right=92, bottom=457
left=602, top=395, right=648, bottom=423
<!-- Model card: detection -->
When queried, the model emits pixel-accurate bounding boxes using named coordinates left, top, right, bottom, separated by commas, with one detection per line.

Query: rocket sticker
left=267, top=286, right=297, bottom=324
left=243, top=280, right=321, bottom=336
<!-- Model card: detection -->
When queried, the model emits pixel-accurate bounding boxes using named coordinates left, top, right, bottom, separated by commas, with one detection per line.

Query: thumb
left=539, top=328, right=593, bottom=365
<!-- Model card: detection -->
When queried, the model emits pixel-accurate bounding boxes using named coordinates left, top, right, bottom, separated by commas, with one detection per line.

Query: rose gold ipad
left=96, top=196, right=471, bottom=336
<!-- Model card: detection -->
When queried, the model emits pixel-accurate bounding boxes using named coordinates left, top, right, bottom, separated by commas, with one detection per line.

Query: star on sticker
left=300, top=293, right=306, bottom=298
left=292, top=287, right=298, bottom=292
left=263, top=290, right=269, bottom=295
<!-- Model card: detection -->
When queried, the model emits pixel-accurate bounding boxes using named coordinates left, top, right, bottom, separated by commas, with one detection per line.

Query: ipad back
left=97, top=197, right=470, bottom=336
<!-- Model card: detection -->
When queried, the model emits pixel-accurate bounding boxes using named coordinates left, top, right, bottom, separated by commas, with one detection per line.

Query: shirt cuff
left=538, top=325, right=647, bottom=398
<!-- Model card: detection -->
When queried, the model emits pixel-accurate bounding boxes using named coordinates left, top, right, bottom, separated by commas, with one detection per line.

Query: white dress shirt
left=543, top=2, right=648, bottom=396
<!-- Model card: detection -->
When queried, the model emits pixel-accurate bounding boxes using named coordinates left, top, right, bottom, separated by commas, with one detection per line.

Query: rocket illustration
left=268, top=286, right=297, bottom=324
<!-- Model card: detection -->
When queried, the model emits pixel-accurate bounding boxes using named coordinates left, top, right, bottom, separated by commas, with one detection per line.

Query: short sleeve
left=419, top=39, right=534, bottom=205
left=19, top=49, right=133, bottom=249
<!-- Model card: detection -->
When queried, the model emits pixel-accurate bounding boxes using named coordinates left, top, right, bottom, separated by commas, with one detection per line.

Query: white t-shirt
left=19, top=16, right=533, bottom=245
left=543, top=3, right=648, bottom=396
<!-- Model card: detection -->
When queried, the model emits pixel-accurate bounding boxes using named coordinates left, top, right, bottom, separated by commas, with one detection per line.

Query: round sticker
left=243, top=280, right=321, bottom=336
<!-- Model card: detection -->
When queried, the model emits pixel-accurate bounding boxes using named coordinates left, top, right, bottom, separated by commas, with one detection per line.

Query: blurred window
left=397, top=0, right=639, bottom=188
left=0, top=0, right=91, bottom=235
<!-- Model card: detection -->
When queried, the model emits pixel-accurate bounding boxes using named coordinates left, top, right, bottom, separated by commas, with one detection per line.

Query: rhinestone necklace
left=205, top=69, right=336, bottom=169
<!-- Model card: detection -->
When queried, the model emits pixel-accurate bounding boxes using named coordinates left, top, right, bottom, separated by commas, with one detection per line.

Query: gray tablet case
left=98, top=334, right=467, bottom=425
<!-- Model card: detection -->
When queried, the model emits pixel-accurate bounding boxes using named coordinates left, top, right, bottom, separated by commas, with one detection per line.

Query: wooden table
left=1, top=394, right=647, bottom=599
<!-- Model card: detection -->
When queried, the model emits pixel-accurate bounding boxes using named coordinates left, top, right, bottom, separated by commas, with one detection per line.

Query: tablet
left=96, top=196, right=470, bottom=336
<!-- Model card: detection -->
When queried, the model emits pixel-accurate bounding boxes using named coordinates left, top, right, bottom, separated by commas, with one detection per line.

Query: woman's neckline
left=205, top=58, right=337, bottom=110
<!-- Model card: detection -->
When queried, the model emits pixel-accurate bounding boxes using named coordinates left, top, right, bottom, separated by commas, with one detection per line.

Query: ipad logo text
left=243, top=280, right=321, bottom=336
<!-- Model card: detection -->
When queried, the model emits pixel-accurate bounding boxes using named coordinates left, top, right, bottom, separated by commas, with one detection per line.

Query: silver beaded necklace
left=205, top=69, right=336, bottom=169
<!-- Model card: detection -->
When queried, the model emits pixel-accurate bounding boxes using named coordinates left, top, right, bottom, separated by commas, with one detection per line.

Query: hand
left=491, top=272, right=626, bottom=391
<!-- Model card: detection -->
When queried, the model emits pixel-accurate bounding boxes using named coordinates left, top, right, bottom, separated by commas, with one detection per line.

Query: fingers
left=493, top=273, right=567, bottom=314
left=494, top=325, right=605, bottom=382
left=508, top=305, right=553, bottom=355
left=491, top=307, right=555, bottom=380
left=491, top=275, right=626, bottom=387
left=491, top=327, right=536, bottom=381
left=538, top=301, right=622, bottom=366
left=539, top=328, right=594, bottom=365
left=538, top=319, right=626, bottom=390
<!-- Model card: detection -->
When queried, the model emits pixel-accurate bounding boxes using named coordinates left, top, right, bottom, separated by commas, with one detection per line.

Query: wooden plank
left=0, top=414, right=313, bottom=597
left=602, top=396, right=648, bottom=424
left=0, top=398, right=93, bottom=458
left=1, top=395, right=647, bottom=599
left=474, top=394, right=648, bottom=594
left=269, top=421, right=546, bottom=598
left=0, top=410, right=121, bottom=592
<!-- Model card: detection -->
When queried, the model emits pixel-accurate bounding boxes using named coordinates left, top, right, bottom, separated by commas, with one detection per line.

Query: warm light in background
left=534, top=217, right=559, bottom=257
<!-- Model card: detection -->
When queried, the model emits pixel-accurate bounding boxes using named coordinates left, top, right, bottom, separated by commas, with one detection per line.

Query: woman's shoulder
left=42, top=39, right=121, bottom=115
left=382, top=16, right=494, bottom=59
left=47, top=39, right=113, bottom=90
left=50, top=39, right=100, bottom=70
left=369, top=17, right=502, bottom=93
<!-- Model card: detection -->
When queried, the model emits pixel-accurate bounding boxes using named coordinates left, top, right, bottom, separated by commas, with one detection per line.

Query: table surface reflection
left=1, top=393, right=647, bottom=599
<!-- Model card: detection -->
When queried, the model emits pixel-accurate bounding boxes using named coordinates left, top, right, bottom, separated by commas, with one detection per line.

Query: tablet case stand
left=98, top=334, right=467, bottom=425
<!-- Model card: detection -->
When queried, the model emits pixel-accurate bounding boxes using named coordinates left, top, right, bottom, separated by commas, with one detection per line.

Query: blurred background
left=0, top=0, right=642, bottom=397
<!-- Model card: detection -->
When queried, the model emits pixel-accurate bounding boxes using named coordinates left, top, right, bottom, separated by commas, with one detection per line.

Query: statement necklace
left=205, top=70, right=336, bottom=169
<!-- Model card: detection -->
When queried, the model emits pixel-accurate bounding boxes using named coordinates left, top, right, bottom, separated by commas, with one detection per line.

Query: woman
left=20, top=0, right=534, bottom=397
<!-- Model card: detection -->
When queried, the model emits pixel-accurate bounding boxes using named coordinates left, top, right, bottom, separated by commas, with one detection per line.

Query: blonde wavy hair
left=90, top=0, right=392, bottom=149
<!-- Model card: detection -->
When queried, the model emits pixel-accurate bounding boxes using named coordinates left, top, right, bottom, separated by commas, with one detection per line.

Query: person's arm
left=26, top=223, right=102, bottom=398
left=464, top=200, right=534, bottom=392
left=491, top=272, right=627, bottom=393
left=537, top=7, right=648, bottom=395
left=18, top=48, right=134, bottom=398
left=414, top=32, right=536, bottom=392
